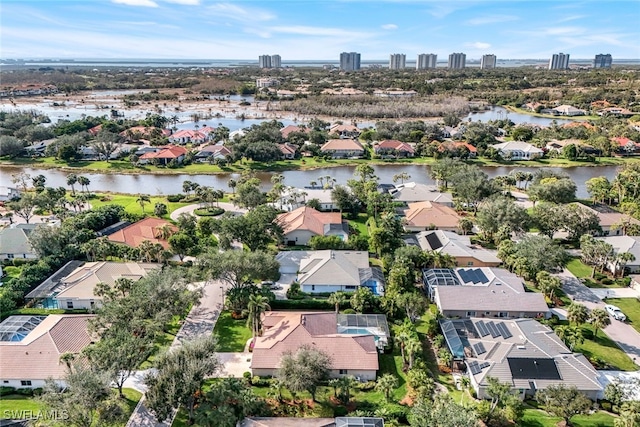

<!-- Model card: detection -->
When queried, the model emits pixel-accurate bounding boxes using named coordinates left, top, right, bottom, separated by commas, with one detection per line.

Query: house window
left=467, top=261, right=474, bottom=266
left=345, top=286, right=357, bottom=290
left=498, top=312, right=509, bottom=318
left=466, top=311, right=476, bottom=317
left=3, top=380, right=8, bottom=384
left=339, top=369, right=348, bottom=375
left=7, top=254, right=14, bottom=259
left=66, top=301, right=74, bottom=309
left=311, top=285, right=315, bottom=291
left=20, top=380, right=32, bottom=386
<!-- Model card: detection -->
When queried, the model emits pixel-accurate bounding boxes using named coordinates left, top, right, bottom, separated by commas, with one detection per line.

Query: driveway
left=216, top=352, right=253, bottom=378
left=170, top=202, right=247, bottom=221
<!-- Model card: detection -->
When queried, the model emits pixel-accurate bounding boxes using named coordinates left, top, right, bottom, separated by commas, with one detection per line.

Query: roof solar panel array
left=473, top=342, right=486, bottom=356
left=458, top=268, right=489, bottom=284
left=497, top=322, right=513, bottom=339
left=475, top=321, right=490, bottom=337
left=486, top=321, right=501, bottom=338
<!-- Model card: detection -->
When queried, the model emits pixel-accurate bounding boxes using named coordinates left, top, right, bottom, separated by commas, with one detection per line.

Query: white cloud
left=243, top=28, right=272, bottom=39
left=466, top=15, right=518, bottom=26
left=111, top=0, right=158, bottom=7
left=268, top=25, right=372, bottom=38
left=163, top=0, right=200, bottom=4
left=465, top=41, right=491, bottom=49
left=381, top=24, right=398, bottom=30
left=207, top=3, right=275, bottom=22
left=557, top=15, right=587, bottom=23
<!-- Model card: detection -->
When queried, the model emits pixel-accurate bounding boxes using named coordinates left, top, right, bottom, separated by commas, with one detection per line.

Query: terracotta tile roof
left=280, top=125, right=308, bottom=138
left=375, top=140, right=415, bottom=154
left=276, top=207, right=343, bottom=236
left=198, top=144, right=231, bottom=156
left=329, top=124, right=360, bottom=133
left=139, top=145, right=187, bottom=160
left=0, top=315, right=94, bottom=381
left=320, top=139, right=364, bottom=152
left=562, top=121, right=596, bottom=130
left=612, top=137, right=638, bottom=147
left=404, top=201, right=461, bottom=229
left=88, top=125, right=102, bottom=136
left=439, top=141, right=477, bottom=153
left=278, top=143, right=297, bottom=155
left=251, top=311, right=379, bottom=371
left=107, top=217, right=177, bottom=249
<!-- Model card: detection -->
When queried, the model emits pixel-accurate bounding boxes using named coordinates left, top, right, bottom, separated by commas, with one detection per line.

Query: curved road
left=169, top=202, right=247, bottom=221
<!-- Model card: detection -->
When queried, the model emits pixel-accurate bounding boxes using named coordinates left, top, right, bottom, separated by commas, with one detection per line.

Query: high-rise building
left=258, top=55, right=271, bottom=69
left=593, top=54, right=612, bottom=68
left=549, top=53, right=570, bottom=70
left=448, top=52, right=466, bottom=69
left=480, top=54, right=497, bottom=70
left=340, top=52, right=361, bottom=71
left=416, top=53, right=437, bottom=69
left=271, top=54, right=282, bottom=68
left=389, top=53, right=406, bottom=70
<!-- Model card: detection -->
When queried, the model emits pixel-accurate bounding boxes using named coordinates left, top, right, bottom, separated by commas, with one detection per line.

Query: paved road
left=125, top=280, right=227, bottom=427
left=169, top=202, right=247, bottom=221
left=557, top=269, right=640, bottom=364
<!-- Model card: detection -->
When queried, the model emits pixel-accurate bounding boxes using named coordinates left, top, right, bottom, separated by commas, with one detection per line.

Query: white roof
left=596, top=236, right=640, bottom=263
left=389, top=182, right=454, bottom=204
left=277, top=250, right=370, bottom=287
left=492, top=141, right=544, bottom=153
left=415, top=230, right=501, bottom=263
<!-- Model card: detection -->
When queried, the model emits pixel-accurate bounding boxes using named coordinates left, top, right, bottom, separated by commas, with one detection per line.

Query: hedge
left=0, top=308, right=89, bottom=321
left=194, top=207, right=225, bottom=217
left=270, top=299, right=352, bottom=311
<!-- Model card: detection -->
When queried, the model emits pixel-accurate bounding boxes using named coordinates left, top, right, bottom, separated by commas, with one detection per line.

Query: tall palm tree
left=245, top=294, right=271, bottom=338
left=137, top=240, right=156, bottom=263
left=78, top=176, right=90, bottom=195
left=375, top=374, right=399, bottom=402
left=228, top=179, right=237, bottom=194
left=328, top=292, right=346, bottom=313
left=589, top=308, right=611, bottom=338
left=567, top=303, right=589, bottom=326
left=615, top=252, right=636, bottom=278
left=59, top=352, right=75, bottom=372
left=555, top=325, right=584, bottom=351
left=404, top=337, right=422, bottom=370
left=393, top=172, right=411, bottom=185
left=66, top=173, right=78, bottom=197
left=136, top=194, right=151, bottom=214
left=155, top=224, right=175, bottom=241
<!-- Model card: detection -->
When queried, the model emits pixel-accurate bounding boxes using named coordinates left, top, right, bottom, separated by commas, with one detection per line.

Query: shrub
left=286, top=282, right=303, bottom=300
left=12, top=259, right=34, bottom=267
left=0, top=386, right=16, bottom=396
left=357, top=381, right=376, bottom=391
left=333, top=406, right=348, bottom=417
left=271, top=299, right=334, bottom=311
left=600, top=401, right=612, bottom=412
left=15, top=388, right=34, bottom=396
left=243, top=371, right=252, bottom=380
left=594, top=272, right=607, bottom=281
left=194, top=207, right=225, bottom=216
left=601, top=278, right=614, bottom=285
left=342, top=308, right=356, bottom=314
left=167, top=194, right=185, bottom=202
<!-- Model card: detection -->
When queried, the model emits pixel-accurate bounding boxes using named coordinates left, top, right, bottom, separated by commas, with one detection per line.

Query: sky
left=1, top=0, right=639, bottom=60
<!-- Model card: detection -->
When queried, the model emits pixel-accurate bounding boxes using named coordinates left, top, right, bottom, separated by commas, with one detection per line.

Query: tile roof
left=375, top=140, right=415, bottom=154
left=439, top=141, right=478, bottom=153
left=280, top=125, right=308, bottom=138
left=250, top=311, right=379, bottom=372
left=278, top=143, right=297, bottom=155
left=403, top=201, right=461, bottom=229
left=107, top=217, right=177, bottom=249
left=390, top=182, right=454, bottom=204
left=414, top=230, right=501, bottom=264
left=198, top=144, right=231, bottom=156
left=574, top=203, right=640, bottom=228
left=492, top=141, right=544, bottom=154
left=0, top=224, right=37, bottom=256
left=0, top=315, right=95, bottom=381
left=611, top=137, right=638, bottom=147
left=139, top=145, right=187, bottom=160
left=276, top=206, right=344, bottom=236
left=321, top=139, right=364, bottom=152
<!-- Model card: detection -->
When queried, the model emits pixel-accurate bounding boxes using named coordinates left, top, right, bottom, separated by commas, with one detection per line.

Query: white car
left=605, top=304, right=627, bottom=322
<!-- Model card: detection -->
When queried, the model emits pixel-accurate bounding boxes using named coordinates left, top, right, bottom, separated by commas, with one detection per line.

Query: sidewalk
left=125, top=280, right=226, bottom=427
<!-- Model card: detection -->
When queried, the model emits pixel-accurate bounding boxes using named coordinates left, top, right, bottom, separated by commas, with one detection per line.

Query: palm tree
left=136, top=194, right=151, bottom=214
left=137, top=240, right=156, bottom=263
left=66, top=173, right=78, bottom=197
left=338, top=375, right=357, bottom=403
left=615, top=252, right=636, bottom=278
left=535, top=271, right=561, bottom=300
left=393, top=172, right=411, bottom=185
left=317, top=176, right=325, bottom=188
left=375, top=374, right=399, bottom=402
left=59, top=352, right=75, bottom=372
left=310, top=180, right=317, bottom=188
left=228, top=178, right=237, bottom=194
left=77, top=176, right=90, bottom=195
left=394, top=326, right=412, bottom=366
left=589, top=308, right=611, bottom=338
left=555, top=325, right=584, bottom=351
left=155, top=224, right=175, bottom=241
left=513, top=171, right=526, bottom=189
left=182, top=180, right=193, bottom=196
left=405, top=337, right=422, bottom=370
left=328, top=292, right=347, bottom=313
left=245, top=294, right=271, bottom=338
left=567, top=303, right=589, bottom=326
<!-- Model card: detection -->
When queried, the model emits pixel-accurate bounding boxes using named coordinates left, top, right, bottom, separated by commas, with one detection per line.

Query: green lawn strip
left=604, top=298, right=640, bottom=334
left=574, top=324, right=638, bottom=371
left=566, top=258, right=594, bottom=279
left=379, top=353, right=408, bottom=401
left=347, top=213, right=370, bottom=237
left=212, top=311, right=253, bottom=352
left=90, top=193, right=191, bottom=218
left=139, top=315, right=182, bottom=369
left=0, top=394, right=46, bottom=414
left=520, top=409, right=616, bottom=427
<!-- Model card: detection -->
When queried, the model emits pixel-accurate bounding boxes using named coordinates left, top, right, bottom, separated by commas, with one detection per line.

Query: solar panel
left=475, top=321, right=490, bottom=337
left=497, top=323, right=513, bottom=339
left=468, top=361, right=481, bottom=375
left=473, top=342, right=486, bottom=355
left=508, top=358, right=561, bottom=380
left=486, top=321, right=501, bottom=338
left=479, top=362, right=490, bottom=369
left=425, top=232, right=443, bottom=250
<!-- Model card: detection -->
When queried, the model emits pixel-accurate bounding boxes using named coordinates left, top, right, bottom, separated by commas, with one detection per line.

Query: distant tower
left=480, top=54, right=497, bottom=69
left=417, top=53, right=437, bottom=69
left=448, top=52, right=466, bottom=69
left=549, top=53, right=570, bottom=70
left=389, top=53, right=406, bottom=70
left=258, top=55, right=271, bottom=69
left=271, top=54, right=282, bottom=68
left=593, top=54, right=612, bottom=68
left=340, top=52, right=361, bottom=71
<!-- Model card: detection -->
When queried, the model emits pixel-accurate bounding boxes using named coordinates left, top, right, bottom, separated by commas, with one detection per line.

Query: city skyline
left=1, top=0, right=639, bottom=60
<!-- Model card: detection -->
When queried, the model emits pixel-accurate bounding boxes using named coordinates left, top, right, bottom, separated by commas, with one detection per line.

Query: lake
left=0, top=163, right=618, bottom=199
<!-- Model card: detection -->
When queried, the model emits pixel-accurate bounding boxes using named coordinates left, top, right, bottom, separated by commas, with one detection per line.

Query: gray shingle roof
left=0, top=224, right=37, bottom=256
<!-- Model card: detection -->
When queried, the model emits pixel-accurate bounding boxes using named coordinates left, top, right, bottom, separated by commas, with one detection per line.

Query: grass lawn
left=574, top=324, right=638, bottom=371
left=567, top=258, right=594, bottom=279
left=604, top=298, right=640, bottom=334
left=212, top=311, right=253, bottom=352
left=139, top=315, right=182, bottom=369
left=520, top=409, right=616, bottom=427
left=347, top=213, right=370, bottom=237
left=90, top=193, right=191, bottom=218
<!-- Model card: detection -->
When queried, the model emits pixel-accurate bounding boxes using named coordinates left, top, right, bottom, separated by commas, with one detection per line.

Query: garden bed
left=194, top=207, right=225, bottom=216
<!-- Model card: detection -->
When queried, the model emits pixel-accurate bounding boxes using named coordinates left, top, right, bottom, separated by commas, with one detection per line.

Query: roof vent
left=301, top=315, right=306, bottom=325
left=517, top=345, right=526, bottom=350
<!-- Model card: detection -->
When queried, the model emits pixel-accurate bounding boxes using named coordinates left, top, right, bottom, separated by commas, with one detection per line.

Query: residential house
left=0, top=186, right=20, bottom=202
left=597, top=107, right=635, bottom=117
left=276, top=187, right=339, bottom=212
left=240, top=417, right=384, bottom=427
left=403, top=201, right=461, bottom=232
left=438, top=141, right=478, bottom=158
left=439, top=317, right=602, bottom=400
left=276, top=206, right=348, bottom=246
left=423, top=267, right=549, bottom=319
left=492, top=141, right=544, bottom=160
left=373, top=140, right=415, bottom=158
left=280, top=125, right=308, bottom=139
left=88, top=124, right=103, bottom=136
left=389, top=182, right=454, bottom=207
left=612, top=137, right=640, bottom=155
left=251, top=311, right=386, bottom=380
left=107, top=217, right=177, bottom=249
left=138, top=145, right=187, bottom=165
left=329, top=124, right=361, bottom=139
left=596, top=236, right=640, bottom=274
left=545, top=139, right=600, bottom=155
left=119, top=126, right=170, bottom=142
left=168, top=129, right=212, bottom=145
left=25, top=261, right=159, bottom=310
left=277, top=250, right=385, bottom=295
left=573, top=203, right=640, bottom=236
left=278, top=143, right=297, bottom=159
left=320, top=139, right=365, bottom=159
left=549, top=105, right=587, bottom=116
left=0, top=314, right=95, bottom=388
left=0, top=224, right=38, bottom=261
left=406, top=230, right=501, bottom=267
left=372, top=89, right=417, bottom=98
left=195, top=144, right=231, bottom=162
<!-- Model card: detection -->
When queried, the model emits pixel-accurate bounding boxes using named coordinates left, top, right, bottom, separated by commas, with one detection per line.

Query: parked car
left=605, top=304, right=627, bottom=321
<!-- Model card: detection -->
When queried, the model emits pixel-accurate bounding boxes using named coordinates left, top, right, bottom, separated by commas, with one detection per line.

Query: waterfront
left=0, top=163, right=618, bottom=199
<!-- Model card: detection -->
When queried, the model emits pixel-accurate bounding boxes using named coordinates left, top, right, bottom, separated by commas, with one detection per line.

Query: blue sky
left=1, top=0, right=639, bottom=60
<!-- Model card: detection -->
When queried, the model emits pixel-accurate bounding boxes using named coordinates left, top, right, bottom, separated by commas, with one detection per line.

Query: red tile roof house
left=276, top=206, right=348, bottom=246
left=280, top=125, right=309, bottom=139
left=403, top=201, right=462, bottom=232
left=250, top=311, right=379, bottom=381
left=320, top=139, right=365, bottom=159
left=0, top=314, right=95, bottom=389
left=612, top=137, right=640, bottom=155
left=374, top=140, right=415, bottom=158
left=438, top=141, right=478, bottom=158
left=107, top=217, right=177, bottom=249
left=138, top=145, right=187, bottom=165
left=278, top=143, right=297, bottom=159
left=119, top=126, right=171, bottom=141
left=168, top=129, right=213, bottom=145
